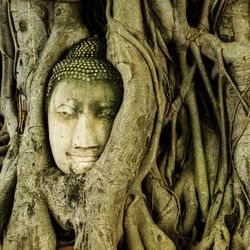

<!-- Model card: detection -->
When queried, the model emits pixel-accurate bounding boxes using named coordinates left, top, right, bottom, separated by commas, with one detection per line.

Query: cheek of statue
left=48, top=79, right=121, bottom=174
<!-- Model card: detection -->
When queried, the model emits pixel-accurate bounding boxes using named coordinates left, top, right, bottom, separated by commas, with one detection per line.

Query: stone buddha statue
left=46, top=37, right=123, bottom=175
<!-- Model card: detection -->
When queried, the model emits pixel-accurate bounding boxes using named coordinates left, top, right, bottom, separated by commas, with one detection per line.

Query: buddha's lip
left=68, top=154, right=100, bottom=162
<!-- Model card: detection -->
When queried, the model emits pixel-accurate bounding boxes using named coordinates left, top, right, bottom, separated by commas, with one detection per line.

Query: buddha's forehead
left=51, top=78, right=120, bottom=105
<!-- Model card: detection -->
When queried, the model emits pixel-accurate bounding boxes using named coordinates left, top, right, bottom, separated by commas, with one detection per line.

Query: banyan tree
left=0, top=0, right=249, bottom=249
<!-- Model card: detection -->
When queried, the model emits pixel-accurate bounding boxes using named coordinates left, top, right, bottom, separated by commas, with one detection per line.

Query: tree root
left=176, top=106, right=190, bottom=167
left=0, top=0, right=18, bottom=137
left=214, top=50, right=228, bottom=194
left=190, top=42, right=220, bottom=123
left=192, top=224, right=230, bottom=250
left=0, top=134, right=20, bottom=235
left=108, top=0, right=168, bottom=199
left=232, top=213, right=250, bottom=249
left=201, top=119, right=220, bottom=200
left=187, top=90, right=209, bottom=219
left=147, top=0, right=173, bottom=42
left=193, top=181, right=233, bottom=249
left=124, top=195, right=176, bottom=250
left=41, top=167, right=79, bottom=231
left=174, top=163, right=198, bottom=237
left=145, top=171, right=179, bottom=245
left=0, top=120, right=10, bottom=171
left=165, top=114, right=177, bottom=186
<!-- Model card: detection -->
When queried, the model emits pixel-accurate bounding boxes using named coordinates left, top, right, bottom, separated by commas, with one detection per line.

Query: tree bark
left=0, top=0, right=249, bottom=249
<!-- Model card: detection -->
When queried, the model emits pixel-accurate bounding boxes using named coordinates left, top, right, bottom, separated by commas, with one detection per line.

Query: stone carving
left=47, top=37, right=123, bottom=174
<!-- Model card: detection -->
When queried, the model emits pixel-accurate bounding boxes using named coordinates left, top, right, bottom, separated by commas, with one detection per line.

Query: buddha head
left=46, top=37, right=123, bottom=174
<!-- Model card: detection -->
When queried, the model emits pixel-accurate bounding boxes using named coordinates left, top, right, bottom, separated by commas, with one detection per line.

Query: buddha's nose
left=72, top=114, right=99, bottom=149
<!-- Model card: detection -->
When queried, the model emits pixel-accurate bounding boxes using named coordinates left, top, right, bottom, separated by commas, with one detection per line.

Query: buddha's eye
left=96, top=107, right=116, bottom=120
left=56, top=105, right=76, bottom=119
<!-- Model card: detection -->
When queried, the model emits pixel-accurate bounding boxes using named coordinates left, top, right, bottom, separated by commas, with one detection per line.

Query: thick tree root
left=145, top=172, right=179, bottom=245
left=0, top=134, right=20, bottom=235
left=187, top=90, right=209, bottom=219
left=0, top=0, right=18, bottom=137
left=124, top=196, right=176, bottom=250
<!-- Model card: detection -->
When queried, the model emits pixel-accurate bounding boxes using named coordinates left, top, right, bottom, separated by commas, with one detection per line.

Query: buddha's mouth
left=67, top=153, right=100, bottom=163
left=66, top=154, right=99, bottom=173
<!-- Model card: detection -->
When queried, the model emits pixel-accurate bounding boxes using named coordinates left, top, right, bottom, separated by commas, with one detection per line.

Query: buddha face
left=48, top=78, right=122, bottom=174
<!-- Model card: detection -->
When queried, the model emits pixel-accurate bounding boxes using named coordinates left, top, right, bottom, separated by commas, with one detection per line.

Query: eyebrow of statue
left=55, top=103, right=76, bottom=109
left=55, top=97, right=77, bottom=107
left=93, top=100, right=119, bottom=108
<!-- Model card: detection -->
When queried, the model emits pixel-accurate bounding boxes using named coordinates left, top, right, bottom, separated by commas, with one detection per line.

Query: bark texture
left=0, top=0, right=249, bottom=249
